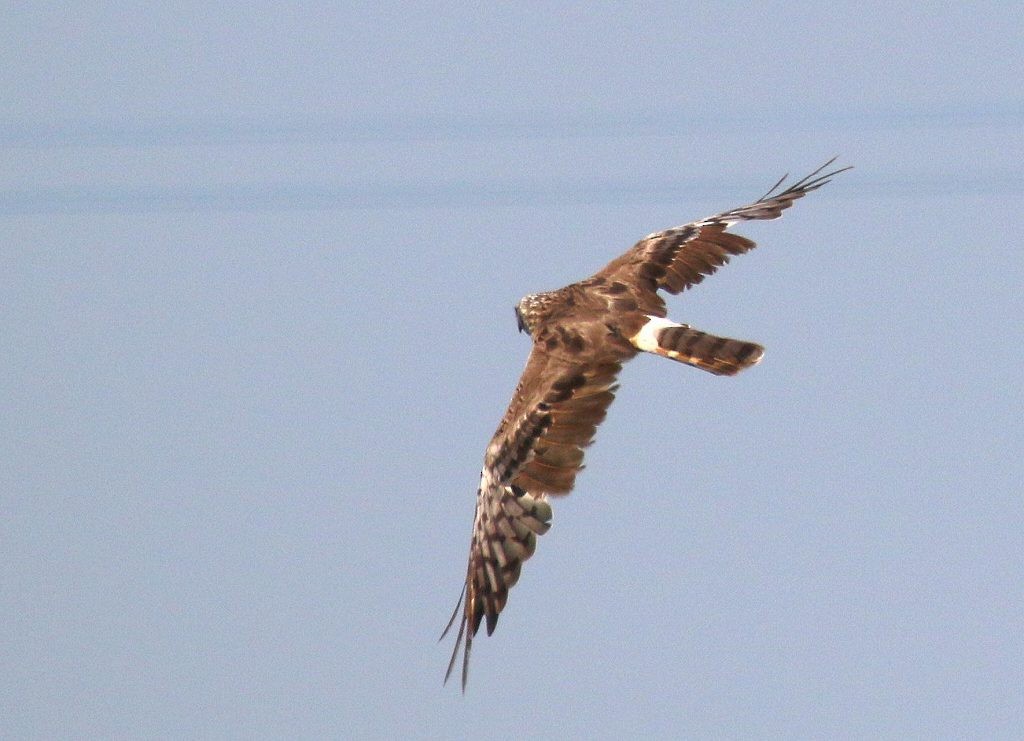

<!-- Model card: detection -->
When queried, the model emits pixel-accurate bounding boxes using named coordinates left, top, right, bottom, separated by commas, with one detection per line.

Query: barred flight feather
left=444, top=159, right=849, bottom=690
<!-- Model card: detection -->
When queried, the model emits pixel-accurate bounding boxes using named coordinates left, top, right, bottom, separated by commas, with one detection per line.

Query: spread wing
left=442, top=158, right=850, bottom=690
left=594, top=158, right=851, bottom=299
left=441, top=345, right=622, bottom=690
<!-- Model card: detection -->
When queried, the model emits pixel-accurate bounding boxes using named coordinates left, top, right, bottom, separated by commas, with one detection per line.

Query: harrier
left=442, top=159, right=849, bottom=690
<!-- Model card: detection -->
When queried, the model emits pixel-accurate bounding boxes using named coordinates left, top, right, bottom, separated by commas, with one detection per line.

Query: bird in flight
left=442, top=159, right=850, bottom=690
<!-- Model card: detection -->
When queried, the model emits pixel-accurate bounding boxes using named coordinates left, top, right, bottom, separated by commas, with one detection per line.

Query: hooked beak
left=515, top=307, right=526, bottom=333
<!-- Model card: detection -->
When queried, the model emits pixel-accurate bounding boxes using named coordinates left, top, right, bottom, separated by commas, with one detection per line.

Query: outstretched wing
left=443, top=159, right=850, bottom=690
left=490, top=347, right=623, bottom=498
left=594, top=159, right=851, bottom=298
left=442, top=345, right=622, bottom=690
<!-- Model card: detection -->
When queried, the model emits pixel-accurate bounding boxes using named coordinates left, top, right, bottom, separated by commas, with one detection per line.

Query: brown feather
left=444, top=159, right=850, bottom=690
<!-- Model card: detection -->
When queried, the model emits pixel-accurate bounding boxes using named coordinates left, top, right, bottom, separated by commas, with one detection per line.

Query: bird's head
left=514, top=293, right=547, bottom=337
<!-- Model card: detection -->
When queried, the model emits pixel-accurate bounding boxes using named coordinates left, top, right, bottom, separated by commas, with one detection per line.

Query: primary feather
left=442, top=159, right=850, bottom=690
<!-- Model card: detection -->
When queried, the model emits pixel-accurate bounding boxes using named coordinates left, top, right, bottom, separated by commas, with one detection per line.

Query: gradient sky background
left=3, top=3, right=1023, bottom=738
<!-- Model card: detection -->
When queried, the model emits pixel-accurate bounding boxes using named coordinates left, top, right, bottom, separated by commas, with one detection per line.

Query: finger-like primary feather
left=443, top=159, right=850, bottom=690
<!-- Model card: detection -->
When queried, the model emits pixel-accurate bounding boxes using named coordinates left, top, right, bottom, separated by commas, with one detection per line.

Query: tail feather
left=630, top=316, right=763, bottom=376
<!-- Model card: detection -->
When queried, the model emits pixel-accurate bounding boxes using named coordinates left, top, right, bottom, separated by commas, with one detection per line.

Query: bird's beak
left=515, top=307, right=526, bottom=333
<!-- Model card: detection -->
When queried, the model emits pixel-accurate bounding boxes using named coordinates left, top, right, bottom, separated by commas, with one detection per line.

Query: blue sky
left=3, top=3, right=1023, bottom=738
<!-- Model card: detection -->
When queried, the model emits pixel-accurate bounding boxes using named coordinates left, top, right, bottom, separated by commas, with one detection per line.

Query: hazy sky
left=3, top=3, right=1023, bottom=738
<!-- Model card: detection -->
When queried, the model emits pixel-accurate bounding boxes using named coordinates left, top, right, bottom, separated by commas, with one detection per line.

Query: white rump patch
left=629, top=315, right=682, bottom=353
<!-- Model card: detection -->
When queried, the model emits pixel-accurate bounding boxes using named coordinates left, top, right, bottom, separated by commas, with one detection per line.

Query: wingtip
left=439, top=582, right=466, bottom=642
left=760, top=157, right=852, bottom=201
left=442, top=613, right=468, bottom=688
left=442, top=581, right=472, bottom=692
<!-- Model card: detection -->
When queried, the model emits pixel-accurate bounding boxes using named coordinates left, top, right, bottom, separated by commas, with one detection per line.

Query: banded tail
left=630, top=315, right=764, bottom=376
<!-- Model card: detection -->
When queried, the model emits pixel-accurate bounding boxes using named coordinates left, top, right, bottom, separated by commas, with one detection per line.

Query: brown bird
left=442, top=159, right=850, bottom=690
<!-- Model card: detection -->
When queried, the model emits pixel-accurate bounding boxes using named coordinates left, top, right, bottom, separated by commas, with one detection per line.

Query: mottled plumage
left=443, top=159, right=849, bottom=690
